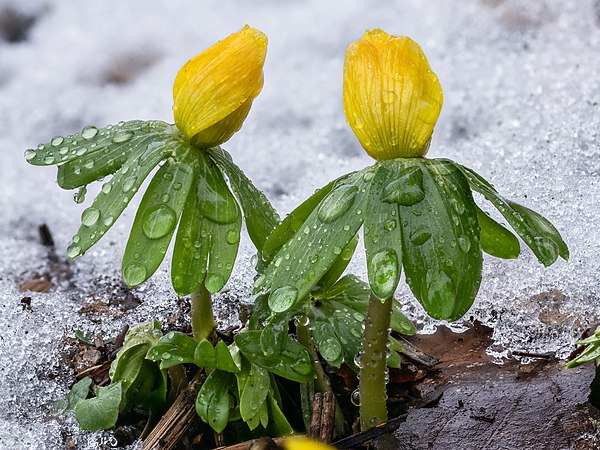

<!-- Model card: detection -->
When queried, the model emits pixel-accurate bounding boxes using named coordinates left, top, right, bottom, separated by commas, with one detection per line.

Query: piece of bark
left=143, top=371, right=204, bottom=450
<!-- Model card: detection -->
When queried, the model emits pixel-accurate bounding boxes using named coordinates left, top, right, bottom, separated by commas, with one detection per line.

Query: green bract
left=258, top=158, right=568, bottom=321
left=25, top=121, right=279, bottom=294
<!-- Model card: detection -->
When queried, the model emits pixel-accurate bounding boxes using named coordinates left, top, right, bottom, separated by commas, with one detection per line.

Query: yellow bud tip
left=173, top=25, right=268, bottom=148
left=343, top=29, right=443, bottom=160
left=283, top=437, right=336, bottom=450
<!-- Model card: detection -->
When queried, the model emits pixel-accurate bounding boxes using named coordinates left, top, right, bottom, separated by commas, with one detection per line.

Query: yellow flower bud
left=173, top=25, right=267, bottom=148
left=283, top=437, right=335, bottom=450
left=343, top=30, right=443, bottom=160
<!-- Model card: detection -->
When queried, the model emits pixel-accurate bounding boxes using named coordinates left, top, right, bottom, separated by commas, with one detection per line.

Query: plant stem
left=190, top=282, right=216, bottom=342
left=358, top=294, right=393, bottom=431
left=296, top=321, right=346, bottom=436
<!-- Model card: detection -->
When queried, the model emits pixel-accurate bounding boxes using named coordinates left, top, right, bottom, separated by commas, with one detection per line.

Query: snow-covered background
left=0, top=0, right=598, bottom=448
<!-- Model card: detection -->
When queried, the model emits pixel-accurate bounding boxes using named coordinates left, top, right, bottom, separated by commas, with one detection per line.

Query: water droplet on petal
left=142, top=205, right=177, bottom=239
left=82, top=125, right=99, bottom=139
left=268, top=285, right=298, bottom=313
left=318, top=184, right=359, bottom=223
left=81, top=207, right=100, bottom=226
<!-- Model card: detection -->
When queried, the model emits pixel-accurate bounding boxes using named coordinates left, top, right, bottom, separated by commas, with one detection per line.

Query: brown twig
left=143, top=371, right=205, bottom=450
left=333, top=413, right=408, bottom=448
left=310, top=392, right=336, bottom=443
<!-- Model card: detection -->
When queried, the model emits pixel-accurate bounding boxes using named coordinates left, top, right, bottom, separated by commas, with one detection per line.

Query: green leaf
left=196, top=370, right=235, bottom=433
left=54, top=377, right=92, bottom=414
left=239, top=364, right=270, bottom=422
left=391, top=302, right=417, bottom=336
left=122, top=157, right=194, bottom=287
left=259, top=171, right=367, bottom=313
left=171, top=152, right=242, bottom=295
left=74, top=382, right=122, bottom=431
left=26, top=120, right=170, bottom=168
left=260, top=313, right=290, bottom=354
left=363, top=163, right=403, bottom=299
left=262, top=179, right=336, bottom=263
left=457, top=164, right=568, bottom=266
left=310, top=308, right=345, bottom=368
left=146, top=331, right=197, bottom=369
left=235, top=330, right=315, bottom=382
left=266, top=393, right=294, bottom=436
left=396, top=159, right=483, bottom=321
left=65, top=137, right=177, bottom=259
left=475, top=205, right=520, bottom=259
left=208, top=148, right=281, bottom=253
left=194, top=339, right=239, bottom=372
left=316, top=234, right=359, bottom=291
left=566, top=343, right=600, bottom=368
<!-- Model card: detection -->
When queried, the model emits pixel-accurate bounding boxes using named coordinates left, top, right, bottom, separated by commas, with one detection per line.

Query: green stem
left=297, top=320, right=346, bottom=436
left=190, top=282, right=216, bottom=342
left=167, top=364, right=188, bottom=403
left=358, top=294, right=393, bottom=431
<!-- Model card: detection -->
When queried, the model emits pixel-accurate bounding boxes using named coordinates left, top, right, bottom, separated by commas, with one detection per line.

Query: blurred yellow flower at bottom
left=283, top=437, right=335, bottom=450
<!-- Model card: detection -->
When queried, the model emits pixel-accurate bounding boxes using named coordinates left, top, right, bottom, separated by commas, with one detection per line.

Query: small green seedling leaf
left=475, top=205, right=520, bottom=259
left=196, top=370, right=235, bottom=433
left=239, top=364, right=270, bottom=423
left=235, top=330, right=315, bottom=382
left=54, top=377, right=93, bottom=414
left=146, top=331, right=197, bottom=369
left=395, top=159, right=482, bottom=321
left=208, top=147, right=281, bottom=253
left=74, top=382, right=122, bottom=431
left=457, top=163, right=568, bottom=266
left=122, top=156, right=194, bottom=287
left=317, top=234, right=359, bottom=291
left=194, top=339, right=239, bottom=372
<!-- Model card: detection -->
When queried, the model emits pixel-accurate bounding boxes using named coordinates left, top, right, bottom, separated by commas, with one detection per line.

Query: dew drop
left=226, top=228, right=239, bottom=244
left=457, top=236, right=471, bottom=253
left=410, top=226, right=432, bottom=245
left=351, top=389, right=361, bottom=406
left=205, top=273, right=225, bottom=293
left=75, top=147, right=88, bottom=156
left=73, top=186, right=87, bottom=204
left=24, top=149, right=36, bottom=161
left=103, top=216, right=114, bottom=226
left=268, top=285, right=299, bottom=313
left=123, top=264, right=147, bottom=286
left=320, top=337, right=342, bottom=362
left=51, top=136, right=64, bottom=147
left=382, top=90, right=397, bottom=104
left=333, top=246, right=342, bottom=255
left=112, top=129, right=134, bottom=143
left=142, top=205, right=177, bottom=239
left=362, top=170, right=375, bottom=182
left=44, top=156, right=55, bottom=164
left=67, top=243, right=81, bottom=259
left=369, top=249, right=399, bottom=299
left=59, top=147, right=69, bottom=156
left=81, top=207, right=100, bottom=226
left=101, top=183, right=112, bottom=194
left=122, top=176, right=136, bottom=193
left=384, top=219, right=397, bottom=231
left=318, top=184, right=359, bottom=223
left=382, top=165, right=425, bottom=206
left=82, top=125, right=99, bottom=139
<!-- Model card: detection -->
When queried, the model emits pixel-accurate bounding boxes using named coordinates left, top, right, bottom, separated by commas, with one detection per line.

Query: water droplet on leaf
left=81, top=207, right=100, bottom=226
left=318, top=184, right=359, bottom=223
left=142, top=205, right=177, bottom=239
left=112, top=130, right=134, bottom=143
left=124, top=264, right=147, bottom=286
left=82, top=125, right=99, bottom=139
left=268, top=285, right=298, bottom=313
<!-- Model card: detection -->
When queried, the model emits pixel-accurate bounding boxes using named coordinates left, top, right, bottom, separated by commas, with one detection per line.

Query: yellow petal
left=173, top=25, right=267, bottom=146
left=283, top=437, right=336, bottom=450
left=343, top=30, right=443, bottom=160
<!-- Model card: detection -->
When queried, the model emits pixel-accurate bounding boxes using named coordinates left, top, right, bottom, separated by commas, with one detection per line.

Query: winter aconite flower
left=173, top=25, right=267, bottom=148
left=343, top=29, right=443, bottom=160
